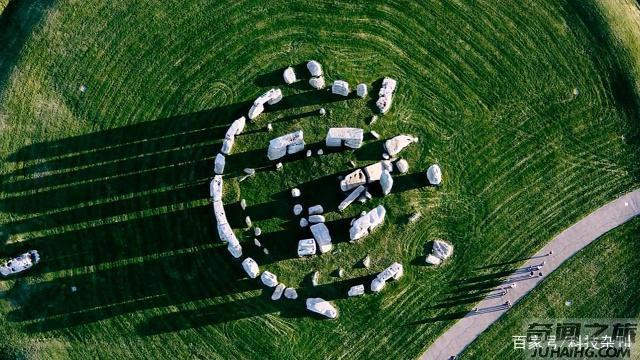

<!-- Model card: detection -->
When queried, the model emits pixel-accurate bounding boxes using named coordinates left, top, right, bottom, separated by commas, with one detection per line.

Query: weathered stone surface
left=348, top=284, right=365, bottom=297
left=209, top=176, right=223, bottom=201
left=306, top=298, right=338, bottom=319
left=310, top=223, right=333, bottom=253
left=272, top=283, right=285, bottom=300
left=284, top=287, right=298, bottom=299
left=396, top=159, right=409, bottom=174
left=380, top=169, right=393, bottom=196
left=425, top=254, right=442, bottom=266
left=427, top=164, right=442, bottom=185
left=308, top=205, right=324, bottom=215
left=340, top=169, right=367, bottom=191
left=432, top=239, right=453, bottom=260
left=325, top=127, right=364, bottom=149
left=362, top=255, right=371, bottom=268
left=384, top=134, right=418, bottom=156
left=356, top=83, right=368, bottom=98
left=283, top=67, right=296, bottom=84
left=261, top=271, right=278, bottom=287
left=214, top=153, right=225, bottom=174
left=376, top=77, right=397, bottom=114
left=371, top=262, right=403, bottom=293
left=307, top=60, right=323, bottom=77
left=331, top=80, right=350, bottom=96
left=309, top=215, right=325, bottom=223
left=338, top=185, right=366, bottom=211
left=268, top=130, right=305, bottom=160
left=241, top=257, right=260, bottom=278
left=309, top=76, right=326, bottom=90
left=349, top=205, right=386, bottom=241
left=363, top=161, right=393, bottom=182
left=297, top=238, right=317, bottom=257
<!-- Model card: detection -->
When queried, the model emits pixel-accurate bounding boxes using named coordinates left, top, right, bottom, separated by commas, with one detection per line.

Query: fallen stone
left=370, top=115, right=378, bottom=125
left=272, top=283, right=285, bottom=300
left=349, top=205, right=386, bottom=241
left=240, top=198, right=247, bottom=210
left=338, top=185, right=366, bottom=211
left=244, top=168, right=256, bottom=175
left=340, top=169, right=367, bottom=191
left=348, top=284, right=365, bottom=297
left=337, top=268, right=345, bottom=277
left=293, top=204, right=303, bottom=216
left=306, top=150, right=312, bottom=157
left=371, top=262, right=403, bottom=293
left=319, top=108, right=326, bottom=116
left=245, top=216, right=252, bottom=228
left=261, top=271, right=278, bottom=287
left=275, top=162, right=283, bottom=171
left=254, top=238, right=262, bottom=247
left=266, top=123, right=273, bottom=132
left=310, top=223, right=333, bottom=253
left=384, top=134, right=418, bottom=156
left=382, top=152, right=390, bottom=160
left=409, top=212, right=421, bottom=223
left=376, top=77, right=397, bottom=114
left=263, top=248, right=270, bottom=255
left=306, top=297, right=338, bottom=319
left=317, top=149, right=324, bottom=155
left=241, top=257, right=260, bottom=278
left=312, top=271, right=320, bottom=286
left=357, top=195, right=367, bottom=203
left=363, top=161, right=393, bottom=182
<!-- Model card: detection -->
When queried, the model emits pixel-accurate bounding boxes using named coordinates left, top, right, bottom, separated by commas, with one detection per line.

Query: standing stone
left=395, top=159, right=409, bottom=174
left=300, top=218, right=309, bottom=228
left=311, top=271, right=320, bottom=286
left=240, top=198, right=247, bottom=210
left=380, top=169, right=393, bottom=196
left=254, top=227, right=262, bottom=236
left=245, top=216, right=252, bottom=228
left=291, top=188, right=301, bottom=197
left=293, top=204, right=304, bottom=216
left=214, top=153, right=226, bottom=175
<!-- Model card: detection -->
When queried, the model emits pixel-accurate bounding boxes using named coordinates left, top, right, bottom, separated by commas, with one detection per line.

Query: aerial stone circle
left=208, top=60, right=452, bottom=319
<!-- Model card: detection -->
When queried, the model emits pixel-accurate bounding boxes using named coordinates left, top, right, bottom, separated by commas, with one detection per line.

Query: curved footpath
left=420, top=189, right=640, bottom=360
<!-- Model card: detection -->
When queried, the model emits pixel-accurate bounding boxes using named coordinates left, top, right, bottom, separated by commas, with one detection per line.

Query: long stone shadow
left=137, top=273, right=377, bottom=335
left=0, top=87, right=362, bottom=333
left=0, top=0, right=56, bottom=96
left=7, top=245, right=261, bottom=333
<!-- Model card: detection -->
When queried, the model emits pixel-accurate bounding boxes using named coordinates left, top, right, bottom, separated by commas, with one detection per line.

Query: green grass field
left=0, top=0, right=638, bottom=359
